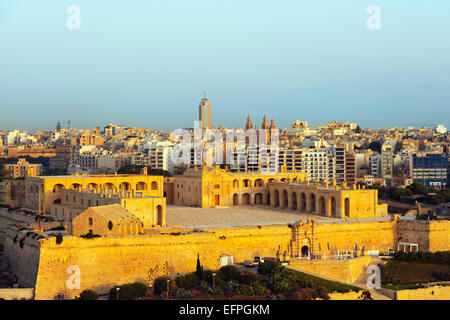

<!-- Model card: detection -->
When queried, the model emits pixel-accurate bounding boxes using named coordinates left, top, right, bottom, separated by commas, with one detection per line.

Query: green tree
left=407, top=182, right=428, bottom=195
left=195, top=254, right=203, bottom=278
left=109, top=282, right=147, bottom=300
left=79, top=289, right=98, bottom=300
left=368, top=141, right=382, bottom=153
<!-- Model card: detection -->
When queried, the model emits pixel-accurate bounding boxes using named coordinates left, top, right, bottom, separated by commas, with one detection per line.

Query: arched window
left=136, top=182, right=147, bottom=191
left=151, top=181, right=158, bottom=190
left=88, top=218, right=93, bottom=226
left=53, top=184, right=65, bottom=193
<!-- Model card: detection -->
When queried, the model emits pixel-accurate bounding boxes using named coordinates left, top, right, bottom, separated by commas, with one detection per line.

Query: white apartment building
left=302, top=148, right=332, bottom=182
left=370, top=153, right=381, bottom=177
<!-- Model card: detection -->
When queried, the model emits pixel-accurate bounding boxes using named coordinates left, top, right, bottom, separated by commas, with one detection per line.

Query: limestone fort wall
left=2, top=218, right=449, bottom=300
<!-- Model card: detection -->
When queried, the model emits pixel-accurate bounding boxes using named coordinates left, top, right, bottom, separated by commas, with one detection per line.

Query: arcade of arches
left=170, top=166, right=307, bottom=208
left=269, top=182, right=388, bottom=219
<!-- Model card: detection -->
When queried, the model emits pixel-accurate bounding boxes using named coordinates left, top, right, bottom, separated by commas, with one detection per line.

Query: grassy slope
left=288, top=269, right=361, bottom=293
left=381, top=260, right=450, bottom=286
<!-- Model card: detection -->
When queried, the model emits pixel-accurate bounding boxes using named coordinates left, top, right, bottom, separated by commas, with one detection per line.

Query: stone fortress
left=0, top=165, right=448, bottom=299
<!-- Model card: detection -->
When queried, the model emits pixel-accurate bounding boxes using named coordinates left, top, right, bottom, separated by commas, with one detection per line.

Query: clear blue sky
left=0, top=1, right=449, bottom=131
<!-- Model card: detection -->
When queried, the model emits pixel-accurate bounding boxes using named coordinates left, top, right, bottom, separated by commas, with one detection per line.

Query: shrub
left=239, top=272, right=259, bottom=285
left=249, top=281, right=270, bottom=296
left=175, top=273, right=200, bottom=289
left=258, top=260, right=280, bottom=275
left=288, top=288, right=315, bottom=300
left=431, top=271, right=450, bottom=281
left=360, top=290, right=372, bottom=300
left=153, top=277, right=177, bottom=295
left=235, top=284, right=254, bottom=296
left=172, top=288, right=192, bottom=299
left=314, top=286, right=330, bottom=300
left=393, top=251, right=450, bottom=265
left=79, top=289, right=98, bottom=300
left=109, top=282, right=147, bottom=300
left=80, top=231, right=101, bottom=239
left=267, top=264, right=296, bottom=293
left=217, top=265, right=241, bottom=283
left=226, top=280, right=240, bottom=292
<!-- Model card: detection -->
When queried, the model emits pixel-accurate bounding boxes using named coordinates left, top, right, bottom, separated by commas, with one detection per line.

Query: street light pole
left=166, top=279, right=170, bottom=299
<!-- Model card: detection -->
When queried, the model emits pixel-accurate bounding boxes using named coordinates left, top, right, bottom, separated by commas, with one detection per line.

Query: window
left=89, top=218, right=93, bottom=226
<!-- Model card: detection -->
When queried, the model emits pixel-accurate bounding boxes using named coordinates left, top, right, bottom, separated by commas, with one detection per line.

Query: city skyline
left=1, top=1, right=449, bottom=131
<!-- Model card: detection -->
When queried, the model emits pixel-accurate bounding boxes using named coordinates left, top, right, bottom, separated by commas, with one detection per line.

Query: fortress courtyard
left=165, top=205, right=392, bottom=229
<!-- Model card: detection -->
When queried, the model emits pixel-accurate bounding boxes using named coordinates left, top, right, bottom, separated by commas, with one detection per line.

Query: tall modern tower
left=198, top=91, right=212, bottom=129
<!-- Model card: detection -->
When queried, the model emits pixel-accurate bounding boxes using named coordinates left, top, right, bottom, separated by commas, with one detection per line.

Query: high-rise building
left=302, top=148, right=332, bottom=182
left=381, top=143, right=394, bottom=187
left=279, top=147, right=303, bottom=173
left=345, top=152, right=356, bottom=184
left=334, top=145, right=346, bottom=184
left=198, top=92, right=212, bottom=129
left=412, top=153, right=447, bottom=188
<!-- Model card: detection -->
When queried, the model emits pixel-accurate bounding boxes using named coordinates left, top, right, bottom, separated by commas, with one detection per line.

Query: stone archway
left=233, top=193, right=239, bottom=206
left=291, top=192, right=297, bottom=210
left=282, top=190, right=288, bottom=208
left=319, top=196, right=326, bottom=215
left=300, top=193, right=306, bottom=211
left=255, top=193, right=263, bottom=205
left=242, top=193, right=251, bottom=205
left=309, top=193, right=316, bottom=213
left=274, top=190, right=280, bottom=207
left=301, top=245, right=309, bottom=257
left=331, top=197, right=337, bottom=217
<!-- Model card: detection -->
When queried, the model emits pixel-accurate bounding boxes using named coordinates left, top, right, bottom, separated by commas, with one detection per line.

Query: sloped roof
left=79, top=204, right=141, bottom=224
left=182, top=166, right=232, bottom=177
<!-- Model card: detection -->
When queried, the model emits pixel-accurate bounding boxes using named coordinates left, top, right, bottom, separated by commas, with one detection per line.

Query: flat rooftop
left=31, top=174, right=150, bottom=179
left=166, top=205, right=391, bottom=229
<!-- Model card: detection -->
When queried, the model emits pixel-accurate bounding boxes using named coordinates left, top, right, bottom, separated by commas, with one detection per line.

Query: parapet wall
left=396, top=285, right=450, bottom=300
left=0, top=288, right=34, bottom=300
left=396, top=220, right=450, bottom=252
left=288, top=256, right=374, bottom=284
left=32, top=225, right=291, bottom=300
left=30, top=221, right=397, bottom=300
left=2, top=217, right=449, bottom=300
